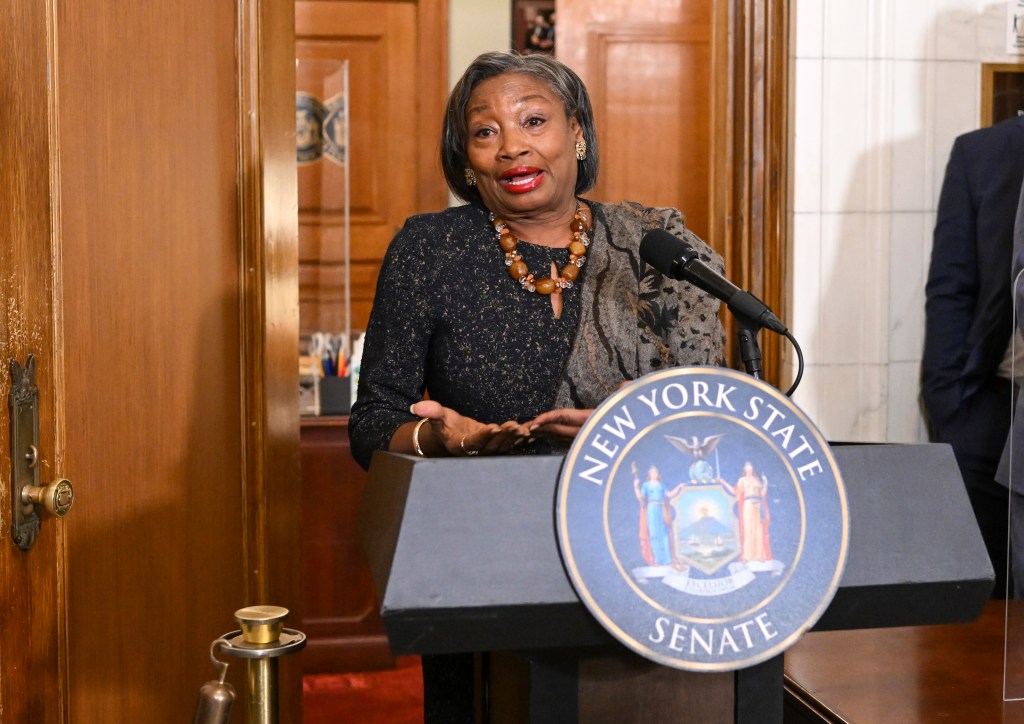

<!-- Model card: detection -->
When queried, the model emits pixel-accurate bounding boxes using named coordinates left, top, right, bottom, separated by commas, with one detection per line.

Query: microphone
left=639, top=229, right=787, bottom=334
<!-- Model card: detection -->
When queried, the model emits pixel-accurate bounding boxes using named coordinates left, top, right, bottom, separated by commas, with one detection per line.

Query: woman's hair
left=440, top=51, right=599, bottom=203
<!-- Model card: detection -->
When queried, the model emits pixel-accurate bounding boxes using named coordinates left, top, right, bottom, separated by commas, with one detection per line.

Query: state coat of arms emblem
left=557, top=367, right=848, bottom=671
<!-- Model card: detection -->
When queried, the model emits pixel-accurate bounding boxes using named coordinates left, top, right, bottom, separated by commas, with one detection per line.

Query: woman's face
left=464, top=72, right=582, bottom=222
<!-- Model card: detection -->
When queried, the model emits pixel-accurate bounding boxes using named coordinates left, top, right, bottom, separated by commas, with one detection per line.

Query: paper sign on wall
left=1008, top=0, right=1024, bottom=53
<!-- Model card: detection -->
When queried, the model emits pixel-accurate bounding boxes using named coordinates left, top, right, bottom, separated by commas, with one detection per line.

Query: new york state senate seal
left=556, top=366, right=849, bottom=672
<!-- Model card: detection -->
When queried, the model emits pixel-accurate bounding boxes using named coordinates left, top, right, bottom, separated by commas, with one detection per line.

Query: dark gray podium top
left=360, top=443, right=993, bottom=655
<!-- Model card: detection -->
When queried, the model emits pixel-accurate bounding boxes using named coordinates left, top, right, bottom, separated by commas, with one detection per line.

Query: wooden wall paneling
left=762, top=0, right=790, bottom=388
left=558, top=0, right=715, bottom=241
left=299, top=223, right=358, bottom=335
left=239, top=0, right=304, bottom=718
left=719, top=0, right=789, bottom=384
left=298, top=229, right=379, bottom=334
left=710, top=0, right=735, bottom=367
left=2, top=0, right=302, bottom=720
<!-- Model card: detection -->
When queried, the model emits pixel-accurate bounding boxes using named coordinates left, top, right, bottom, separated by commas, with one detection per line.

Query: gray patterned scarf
left=553, top=201, right=726, bottom=410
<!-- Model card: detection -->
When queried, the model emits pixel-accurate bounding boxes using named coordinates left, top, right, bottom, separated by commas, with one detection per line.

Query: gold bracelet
left=411, top=417, right=430, bottom=457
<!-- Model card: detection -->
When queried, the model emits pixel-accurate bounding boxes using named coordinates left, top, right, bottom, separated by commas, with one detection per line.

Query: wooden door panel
left=587, top=25, right=713, bottom=239
left=558, top=2, right=715, bottom=243
left=296, top=1, right=418, bottom=334
left=55, top=0, right=251, bottom=718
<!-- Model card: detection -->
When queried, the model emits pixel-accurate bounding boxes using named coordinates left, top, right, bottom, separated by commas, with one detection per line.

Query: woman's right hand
left=407, top=400, right=531, bottom=457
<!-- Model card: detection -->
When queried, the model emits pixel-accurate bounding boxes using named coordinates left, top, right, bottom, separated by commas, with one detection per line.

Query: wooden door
left=557, top=0, right=790, bottom=382
left=1, top=4, right=64, bottom=719
left=557, top=0, right=716, bottom=241
left=1, top=0, right=300, bottom=721
left=295, top=0, right=448, bottom=334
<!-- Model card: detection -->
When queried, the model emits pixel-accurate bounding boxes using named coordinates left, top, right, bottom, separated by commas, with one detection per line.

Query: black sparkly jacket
left=348, top=201, right=725, bottom=470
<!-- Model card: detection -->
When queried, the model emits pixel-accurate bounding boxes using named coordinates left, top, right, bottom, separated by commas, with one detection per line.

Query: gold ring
left=460, top=434, right=479, bottom=456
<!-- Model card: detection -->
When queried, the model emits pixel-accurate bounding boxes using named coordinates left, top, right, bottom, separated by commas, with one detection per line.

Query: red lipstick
left=499, top=166, right=544, bottom=194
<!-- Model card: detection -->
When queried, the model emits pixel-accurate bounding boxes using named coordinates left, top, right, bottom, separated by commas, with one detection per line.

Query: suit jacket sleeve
left=922, top=138, right=980, bottom=431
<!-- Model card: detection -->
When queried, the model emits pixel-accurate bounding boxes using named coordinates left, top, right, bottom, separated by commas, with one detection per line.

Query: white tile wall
left=978, top=0, right=1014, bottom=58
left=816, top=363, right=887, bottom=441
left=790, top=0, right=1020, bottom=443
left=865, top=60, right=895, bottom=212
left=793, top=59, right=824, bottom=213
left=890, top=61, right=930, bottom=211
left=934, top=3, right=980, bottom=60
left=788, top=363, right=822, bottom=432
left=866, top=0, right=893, bottom=60
left=817, top=212, right=890, bottom=365
left=794, top=0, right=824, bottom=58
left=821, top=60, right=869, bottom=212
left=824, top=0, right=870, bottom=58
left=887, top=360, right=930, bottom=441
left=790, top=212, right=823, bottom=359
left=889, top=212, right=929, bottom=362
left=891, top=0, right=936, bottom=60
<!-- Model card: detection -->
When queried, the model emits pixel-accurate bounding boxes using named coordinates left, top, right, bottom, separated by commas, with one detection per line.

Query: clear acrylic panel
left=296, top=57, right=351, bottom=351
left=1008, top=268, right=1024, bottom=700
left=296, top=58, right=350, bottom=416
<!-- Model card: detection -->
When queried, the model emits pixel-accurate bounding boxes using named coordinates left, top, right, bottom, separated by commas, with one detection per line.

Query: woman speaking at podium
left=350, top=50, right=724, bottom=471
left=349, top=50, right=726, bottom=722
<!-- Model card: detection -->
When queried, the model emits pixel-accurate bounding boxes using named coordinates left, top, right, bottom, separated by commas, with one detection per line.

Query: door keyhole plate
left=8, top=355, right=42, bottom=551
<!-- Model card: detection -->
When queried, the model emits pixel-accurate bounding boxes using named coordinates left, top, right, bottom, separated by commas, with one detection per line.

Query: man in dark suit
left=922, top=114, right=1024, bottom=599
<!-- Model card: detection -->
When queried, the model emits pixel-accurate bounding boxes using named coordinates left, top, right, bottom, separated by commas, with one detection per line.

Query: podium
left=360, top=443, right=993, bottom=723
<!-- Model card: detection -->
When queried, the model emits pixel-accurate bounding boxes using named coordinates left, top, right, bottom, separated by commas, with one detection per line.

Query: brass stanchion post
left=213, top=605, right=306, bottom=724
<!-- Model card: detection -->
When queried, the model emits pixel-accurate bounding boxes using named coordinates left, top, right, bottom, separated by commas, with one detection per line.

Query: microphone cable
left=783, top=329, right=804, bottom=397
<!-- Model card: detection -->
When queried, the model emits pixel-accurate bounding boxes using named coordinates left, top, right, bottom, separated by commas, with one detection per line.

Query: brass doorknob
left=22, top=478, right=74, bottom=517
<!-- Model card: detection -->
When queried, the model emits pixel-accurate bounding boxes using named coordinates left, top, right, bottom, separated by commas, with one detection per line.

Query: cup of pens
left=313, top=332, right=352, bottom=416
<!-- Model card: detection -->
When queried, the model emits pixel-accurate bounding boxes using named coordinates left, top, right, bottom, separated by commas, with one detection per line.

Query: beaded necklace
left=489, top=204, right=591, bottom=295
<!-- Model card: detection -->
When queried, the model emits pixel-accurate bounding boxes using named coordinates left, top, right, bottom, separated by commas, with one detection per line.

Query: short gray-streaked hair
left=441, top=51, right=599, bottom=204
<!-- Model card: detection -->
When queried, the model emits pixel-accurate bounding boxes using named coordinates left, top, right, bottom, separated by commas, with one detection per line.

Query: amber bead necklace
left=489, top=203, right=591, bottom=295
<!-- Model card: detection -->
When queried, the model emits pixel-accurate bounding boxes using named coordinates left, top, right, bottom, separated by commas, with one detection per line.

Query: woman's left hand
left=527, top=408, right=593, bottom=443
left=410, top=400, right=530, bottom=456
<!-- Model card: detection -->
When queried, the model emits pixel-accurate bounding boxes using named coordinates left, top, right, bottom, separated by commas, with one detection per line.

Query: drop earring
left=575, top=140, right=587, bottom=161
left=465, top=168, right=477, bottom=186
